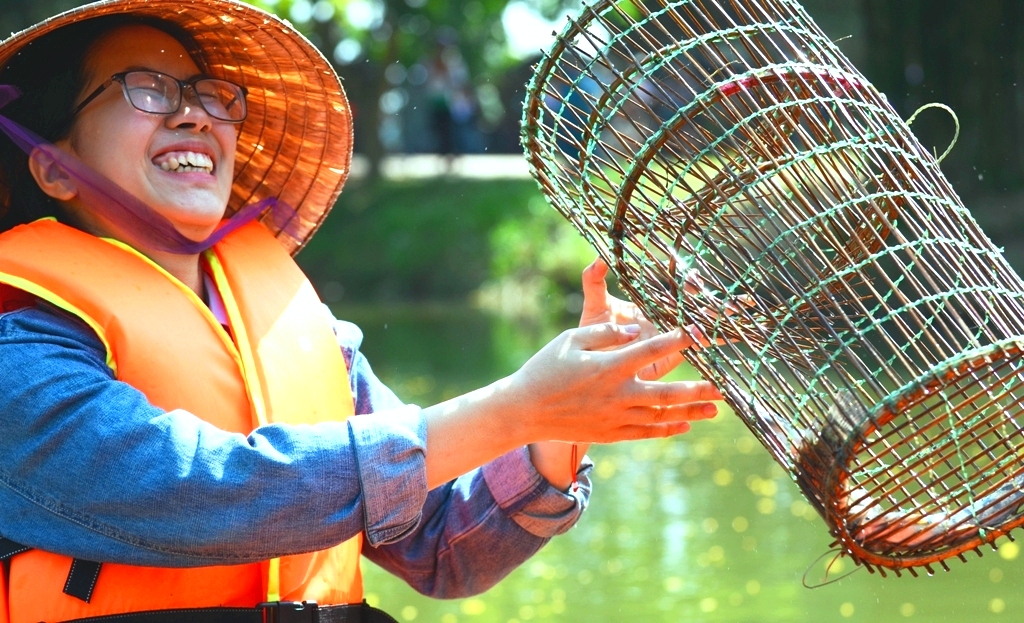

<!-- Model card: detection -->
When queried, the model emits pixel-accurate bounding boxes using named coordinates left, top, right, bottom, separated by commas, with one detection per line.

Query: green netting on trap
left=521, top=0, right=1024, bottom=575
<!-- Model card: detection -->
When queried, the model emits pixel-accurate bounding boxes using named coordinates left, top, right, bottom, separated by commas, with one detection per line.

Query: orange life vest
left=0, top=219, right=362, bottom=623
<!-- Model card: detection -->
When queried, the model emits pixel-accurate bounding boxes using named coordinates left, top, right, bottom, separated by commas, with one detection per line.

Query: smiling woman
left=0, top=2, right=720, bottom=623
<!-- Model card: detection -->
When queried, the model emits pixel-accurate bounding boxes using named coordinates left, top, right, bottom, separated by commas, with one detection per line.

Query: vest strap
left=0, top=537, right=30, bottom=560
left=56, top=601, right=399, bottom=623
left=64, top=558, right=103, bottom=603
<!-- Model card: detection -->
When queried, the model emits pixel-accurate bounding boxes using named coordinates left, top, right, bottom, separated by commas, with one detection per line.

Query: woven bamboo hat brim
left=0, top=0, right=352, bottom=255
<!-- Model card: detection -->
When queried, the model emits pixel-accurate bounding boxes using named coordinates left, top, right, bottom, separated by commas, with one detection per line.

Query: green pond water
left=334, top=303, right=1024, bottom=623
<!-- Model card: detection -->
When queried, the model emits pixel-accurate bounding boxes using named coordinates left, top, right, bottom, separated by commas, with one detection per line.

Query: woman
left=0, top=1, right=720, bottom=622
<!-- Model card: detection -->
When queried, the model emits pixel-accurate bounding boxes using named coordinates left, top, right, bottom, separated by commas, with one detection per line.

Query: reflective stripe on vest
left=0, top=220, right=362, bottom=623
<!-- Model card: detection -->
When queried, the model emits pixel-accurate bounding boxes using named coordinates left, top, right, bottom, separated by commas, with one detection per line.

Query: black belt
left=61, top=601, right=399, bottom=623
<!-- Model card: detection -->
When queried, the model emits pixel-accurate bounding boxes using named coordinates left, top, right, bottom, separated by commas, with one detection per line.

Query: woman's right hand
left=422, top=322, right=721, bottom=488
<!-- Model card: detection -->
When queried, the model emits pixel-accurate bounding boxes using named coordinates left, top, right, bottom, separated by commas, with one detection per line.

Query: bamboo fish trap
left=522, top=0, right=1024, bottom=575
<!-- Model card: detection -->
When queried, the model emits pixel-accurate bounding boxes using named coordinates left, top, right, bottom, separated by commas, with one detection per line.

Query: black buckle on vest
left=258, top=601, right=320, bottom=623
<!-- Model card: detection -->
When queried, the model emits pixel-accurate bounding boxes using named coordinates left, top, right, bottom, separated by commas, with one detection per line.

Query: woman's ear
left=26, top=146, right=78, bottom=201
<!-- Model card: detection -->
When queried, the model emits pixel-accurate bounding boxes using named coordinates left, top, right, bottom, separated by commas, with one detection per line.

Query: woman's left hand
left=578, top=257, right=684, bottom=380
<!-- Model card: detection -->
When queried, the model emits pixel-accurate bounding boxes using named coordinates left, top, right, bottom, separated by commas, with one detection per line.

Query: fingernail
left=702, top=404, right=718, bottom=417
left=623, top=323, right=641, bottom=334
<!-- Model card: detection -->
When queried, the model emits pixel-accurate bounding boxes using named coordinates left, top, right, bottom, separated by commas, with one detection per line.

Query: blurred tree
left=860, top=0, right=1024, bottom=197
left=250, top=0, right=577, bottom=177
left=0, top=0, right=84, bottom=37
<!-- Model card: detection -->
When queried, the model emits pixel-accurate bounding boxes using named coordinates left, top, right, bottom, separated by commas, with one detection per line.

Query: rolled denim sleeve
left=336, top=319, right=593, bottom=597
left=360, top=453, right=593, bottom=598
left=348, top=409, right=427, bottom=545
left=482, top=447, right=593, bottom=537
left=0, top=305, right=427, bottom=566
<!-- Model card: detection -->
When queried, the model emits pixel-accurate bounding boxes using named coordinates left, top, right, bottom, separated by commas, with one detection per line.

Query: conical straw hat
left=0, top=0, right=352, bottom=255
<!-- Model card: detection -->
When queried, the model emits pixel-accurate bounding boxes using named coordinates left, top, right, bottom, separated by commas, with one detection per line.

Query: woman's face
left=63, top=24, right=237, bottom=241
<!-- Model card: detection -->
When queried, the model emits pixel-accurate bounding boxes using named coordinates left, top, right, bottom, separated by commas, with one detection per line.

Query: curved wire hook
left=802, top=548, right=862, bottom=588
left=906, top=102, right=961, bottom=164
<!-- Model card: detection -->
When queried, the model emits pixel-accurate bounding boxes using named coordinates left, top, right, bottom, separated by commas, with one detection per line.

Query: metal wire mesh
left=522, top=0, right=1024, bottom=575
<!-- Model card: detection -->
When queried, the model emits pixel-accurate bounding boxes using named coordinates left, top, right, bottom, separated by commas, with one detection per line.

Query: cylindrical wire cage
left=522, top=0, right=1024, bottom=575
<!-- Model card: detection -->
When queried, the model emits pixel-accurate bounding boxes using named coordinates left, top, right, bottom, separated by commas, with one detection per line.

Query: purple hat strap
left=0, top=84, right=302, bottom=254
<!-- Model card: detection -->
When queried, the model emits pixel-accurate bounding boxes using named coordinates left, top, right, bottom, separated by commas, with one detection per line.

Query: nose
left=165, top=86, right=213, bottom=133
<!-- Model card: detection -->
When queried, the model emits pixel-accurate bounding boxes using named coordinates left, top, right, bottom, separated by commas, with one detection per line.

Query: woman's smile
left=152, top=139, right=218, bottom=180
left=154, top=152, right=215, bottom=174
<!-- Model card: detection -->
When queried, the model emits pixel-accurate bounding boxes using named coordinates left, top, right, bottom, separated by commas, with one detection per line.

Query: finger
left=629, top=403, right=719, bottom=426
left=623, top=303, right=659, bottom=336
left=580, top=257, right=610, bottom=318
left=614, top=327, right=698, bottom=370
left=571, top=321, right=641, bottom=351
left=637, top=350, right=686, bottom=381
left=602, top=421, right=692, bottom=441
left=631, top=381, right=723, bottom=408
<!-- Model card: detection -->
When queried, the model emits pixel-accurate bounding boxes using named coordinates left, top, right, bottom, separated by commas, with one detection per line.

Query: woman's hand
left=578, top=257, right=684, bottom=380
left=424, top=321, right=721, bottom=489
left=509, top=323, right=720, bottom=442
left=527, top=257, right=713, bottom=490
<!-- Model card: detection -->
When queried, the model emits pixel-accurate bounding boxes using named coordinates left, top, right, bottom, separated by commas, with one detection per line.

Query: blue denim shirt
left=0, top=302, right=592, bottom=598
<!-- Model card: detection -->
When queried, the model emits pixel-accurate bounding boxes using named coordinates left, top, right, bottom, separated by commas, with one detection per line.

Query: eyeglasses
left=71, top=70, right=248, bottom=123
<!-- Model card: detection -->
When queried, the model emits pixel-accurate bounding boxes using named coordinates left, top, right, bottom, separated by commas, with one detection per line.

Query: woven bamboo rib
left=0, top=0, right=352, bottom=255
left=523, top=0, right=1024, bottom=574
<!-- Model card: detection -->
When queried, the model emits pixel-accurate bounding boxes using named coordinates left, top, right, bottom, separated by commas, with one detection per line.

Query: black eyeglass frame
left=70, top=70, right=249, bottom=123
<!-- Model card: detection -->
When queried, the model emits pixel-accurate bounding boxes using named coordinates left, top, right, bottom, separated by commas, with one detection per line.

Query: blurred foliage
left=0, top=0, right=83, bottom=38
left=296, top=177, right=594, bottom=312
left=476, top=192, right=594, bottom=317
left=250, top=0, right=525, bottom=77
left=247, top=0, right=577, bottom=171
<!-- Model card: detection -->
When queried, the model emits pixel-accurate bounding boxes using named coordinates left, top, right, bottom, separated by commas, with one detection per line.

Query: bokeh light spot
left=998, top=542, right=1019, bottom=561
left=665, top=576, right=684, bottom=593
left=713, top=468, right=733, bottom=486
left=461, top=598, right=486, bottom=616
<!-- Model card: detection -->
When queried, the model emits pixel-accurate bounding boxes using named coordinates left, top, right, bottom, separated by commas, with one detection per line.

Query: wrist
left=494, top=370, right=542, bottom=446
left=529, top=441, right=591, bottom=491
left=422, top=374, right=535, bottom=488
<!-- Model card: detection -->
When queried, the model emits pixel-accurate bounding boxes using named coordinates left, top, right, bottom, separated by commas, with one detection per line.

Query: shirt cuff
left=348, top=406, right=428, bottom=546
left=481, top=446, right=593, bottom=538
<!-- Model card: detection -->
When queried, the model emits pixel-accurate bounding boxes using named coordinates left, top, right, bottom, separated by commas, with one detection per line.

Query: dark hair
left=0, top=15, right=202, bottom=230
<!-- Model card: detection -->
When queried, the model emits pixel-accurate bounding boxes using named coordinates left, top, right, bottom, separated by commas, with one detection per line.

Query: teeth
left=159, top=151, right=213, bottom=173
